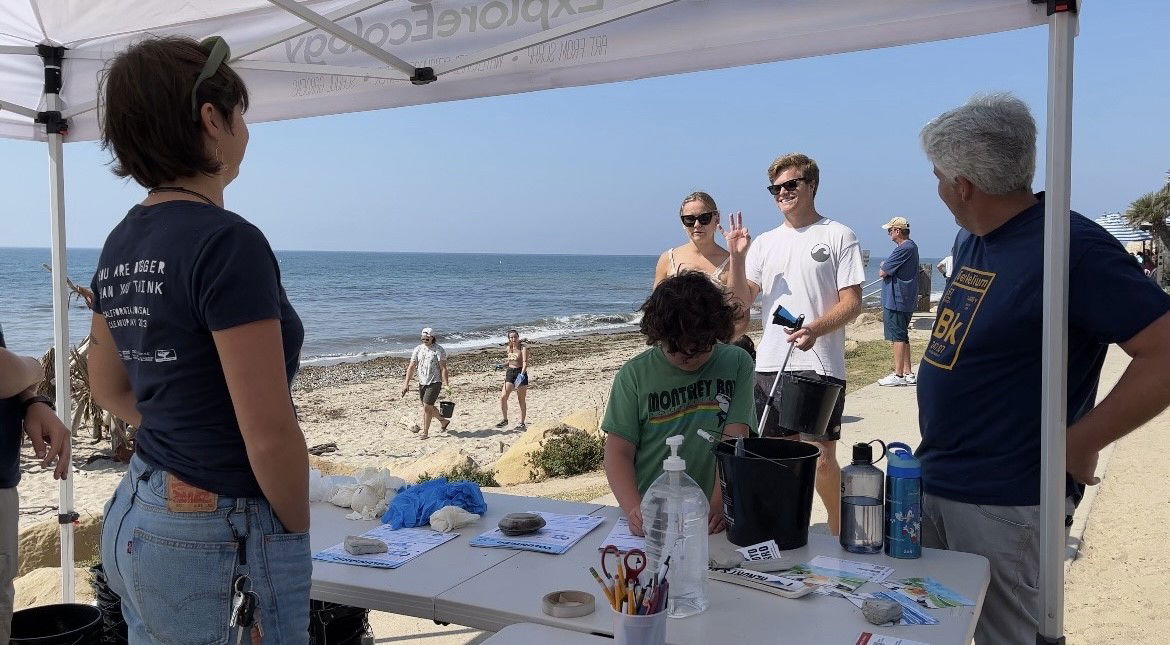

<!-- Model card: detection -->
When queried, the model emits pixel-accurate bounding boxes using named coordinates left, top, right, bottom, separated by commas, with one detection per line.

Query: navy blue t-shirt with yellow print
left=916, top=194, right=1170, bottom=506
left=91, top=201, right=303, bottom=498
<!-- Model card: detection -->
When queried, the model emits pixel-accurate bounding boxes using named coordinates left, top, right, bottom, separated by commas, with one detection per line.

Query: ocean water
left=0, top=247, right=945, bottom=362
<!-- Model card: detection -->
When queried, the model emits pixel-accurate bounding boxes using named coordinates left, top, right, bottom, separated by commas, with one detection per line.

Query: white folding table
left=480, top=623, right=612, bottom=644
left=309, top=493, right=604, bottom=618
left=434, top=506, right=991, bottom=645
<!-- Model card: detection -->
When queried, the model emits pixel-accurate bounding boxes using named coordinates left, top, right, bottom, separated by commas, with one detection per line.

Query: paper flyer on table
left=880, top=577, right=975, bottom=609
left=821, top=589, right=939, bottom=626
left=470, top=512, right=604, bottom=554
left=598, top=517, right=645, bottom=553
left=855, top=633, right=931, bottom=645
left=807, top=555, right=894, bottom=583
left=784, top=559, right=870, bottom=592
left=313, top=525, right=459, bottom=569
left=735, top=539, right=781, bottom=561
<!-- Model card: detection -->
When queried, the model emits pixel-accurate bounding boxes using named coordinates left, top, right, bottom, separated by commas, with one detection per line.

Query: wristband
left=20, top=395, right=55, bottom=416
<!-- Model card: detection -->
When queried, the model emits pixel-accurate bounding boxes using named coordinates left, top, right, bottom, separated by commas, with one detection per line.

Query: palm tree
left=1126, top=173, right=1170, bottom=255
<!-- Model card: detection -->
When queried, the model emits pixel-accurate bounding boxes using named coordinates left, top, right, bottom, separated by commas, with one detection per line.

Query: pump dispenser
left=640, top=434, right=709, bottom=617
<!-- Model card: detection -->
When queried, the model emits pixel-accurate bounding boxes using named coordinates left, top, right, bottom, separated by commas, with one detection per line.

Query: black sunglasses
left=191, top=36, right=231, bottom=121
left=766, top=177, right=809, bottom=196
left=680, top=211, right=717, bottom=227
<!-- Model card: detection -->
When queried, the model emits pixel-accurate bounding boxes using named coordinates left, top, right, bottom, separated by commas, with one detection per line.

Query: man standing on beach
left=725, top=153, right=865, bottom=536
left=916, top=93, right=1170, bottom=643
left=401, top=327, right=451, bottom=440
left=0, top=324, right=70, bottom=641
left=877, top=217, right=919, bottom=387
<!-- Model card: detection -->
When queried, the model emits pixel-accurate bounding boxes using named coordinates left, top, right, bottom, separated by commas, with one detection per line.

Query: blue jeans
left=101, top=455, right=310, bottom=644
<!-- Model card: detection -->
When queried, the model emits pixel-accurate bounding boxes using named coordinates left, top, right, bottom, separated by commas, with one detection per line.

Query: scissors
left=600, top=545, right=647, bottom=584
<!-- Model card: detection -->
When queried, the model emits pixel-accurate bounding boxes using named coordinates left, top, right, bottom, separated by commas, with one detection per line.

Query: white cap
left=421, top=327, right=434, bottom=337
left=663, top=435, right=686, bottom=471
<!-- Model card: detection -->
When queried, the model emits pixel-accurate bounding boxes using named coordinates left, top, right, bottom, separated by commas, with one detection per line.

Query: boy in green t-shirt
left=602, top=271, right=757, bottom=536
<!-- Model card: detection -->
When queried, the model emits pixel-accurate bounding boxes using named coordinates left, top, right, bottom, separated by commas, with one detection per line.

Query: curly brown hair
left=639, top=271, right=739, bottom=356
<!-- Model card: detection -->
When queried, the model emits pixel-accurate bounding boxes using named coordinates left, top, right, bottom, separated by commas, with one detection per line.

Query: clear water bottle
left=884, top=442, right=922, bottom=559
left=641, top=435, right=709, bottom=618
left=840, top=441, right=884, bottom=554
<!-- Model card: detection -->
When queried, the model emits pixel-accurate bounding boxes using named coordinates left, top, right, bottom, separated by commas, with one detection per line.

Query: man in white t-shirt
left=401, top=327, right=451, bottom=439
left=937, top=255, right=954, bottom=280
left=725, top=153, right=865, bottom=536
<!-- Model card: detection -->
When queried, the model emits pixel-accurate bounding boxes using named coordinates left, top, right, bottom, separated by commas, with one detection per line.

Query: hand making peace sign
left=718, top=211, right=751, bottom=257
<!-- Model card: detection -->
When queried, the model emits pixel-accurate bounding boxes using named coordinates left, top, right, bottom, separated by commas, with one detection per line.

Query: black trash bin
left=10, top=603, right=102, bottom=645
left=309, top=600, right=370, bottom=645
left=714, top=437, right=820, bottom=549
left=89, top=563, right=127, bottom=644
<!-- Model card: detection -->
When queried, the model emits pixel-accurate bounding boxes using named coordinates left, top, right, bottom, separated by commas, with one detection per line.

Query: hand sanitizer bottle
left=640, top=435, right=709, bottom=618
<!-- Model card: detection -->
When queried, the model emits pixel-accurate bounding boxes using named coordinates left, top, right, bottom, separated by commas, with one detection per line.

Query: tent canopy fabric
left=1, top=0, right=1046, bottom=142
left=1095, top=213, right=1152, bottom=243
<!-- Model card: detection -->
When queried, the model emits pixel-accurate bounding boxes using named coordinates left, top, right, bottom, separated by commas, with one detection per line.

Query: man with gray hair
left=915, top=93, right=1170, bottom=642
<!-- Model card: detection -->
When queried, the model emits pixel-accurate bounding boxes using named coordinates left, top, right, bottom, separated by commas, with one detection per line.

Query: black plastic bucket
left=438, top=400, right=456, bottom=418
left=773, top=372, right=843, bottom=437
left=309, top=600, right=370, bottom=645
left=714, top=437, right=820, bottom=549
left=10, top=604, right=102, bottom=645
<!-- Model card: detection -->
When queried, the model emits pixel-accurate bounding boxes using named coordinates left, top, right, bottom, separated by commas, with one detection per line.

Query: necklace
left=148, top=186, right=218, bottom=206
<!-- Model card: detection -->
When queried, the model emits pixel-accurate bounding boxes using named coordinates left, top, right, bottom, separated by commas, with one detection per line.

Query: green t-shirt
left=602, top=343, right=758, bottom=497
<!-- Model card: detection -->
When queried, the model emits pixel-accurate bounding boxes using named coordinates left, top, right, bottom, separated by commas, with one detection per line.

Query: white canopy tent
left=0, top=0, right=1077, bottom=641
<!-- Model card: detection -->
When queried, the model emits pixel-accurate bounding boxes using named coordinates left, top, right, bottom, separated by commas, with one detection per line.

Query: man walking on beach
left=916, top=93, right=1170, bottom=643
left=0, top=324, right=70, bottom=641
left=401, top=327, right=451, bottom=440
left=725, top=153, right=865, bottom=536
left=877, top=217, right=919, bottom=386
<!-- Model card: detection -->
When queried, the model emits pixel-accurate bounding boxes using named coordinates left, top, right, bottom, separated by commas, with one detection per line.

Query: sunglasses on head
left=766, top=177, right=809, bottom=196
left=680, top=212, right=717, bottom=227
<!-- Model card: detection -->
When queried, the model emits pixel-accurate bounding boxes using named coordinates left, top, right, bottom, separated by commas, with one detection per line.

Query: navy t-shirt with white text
left=916, top=194, right=1170, bottom=506
left=91, top=201, right=303, bottom=497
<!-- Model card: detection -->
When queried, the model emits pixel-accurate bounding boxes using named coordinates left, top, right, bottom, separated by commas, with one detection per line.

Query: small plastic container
left=611, top=604, right=666, bottom=645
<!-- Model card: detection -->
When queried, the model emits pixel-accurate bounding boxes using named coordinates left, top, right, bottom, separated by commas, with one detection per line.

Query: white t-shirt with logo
left=745, top=217, right=865, bottom=379
left=410, top=343, right=447, bottom=385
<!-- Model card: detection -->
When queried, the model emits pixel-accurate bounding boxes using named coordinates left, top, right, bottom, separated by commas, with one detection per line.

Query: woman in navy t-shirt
left=88, top=36, right=310, bottom=644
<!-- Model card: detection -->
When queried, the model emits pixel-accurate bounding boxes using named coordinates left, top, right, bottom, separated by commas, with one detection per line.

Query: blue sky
left=1, top=1, right=1166, bottom=258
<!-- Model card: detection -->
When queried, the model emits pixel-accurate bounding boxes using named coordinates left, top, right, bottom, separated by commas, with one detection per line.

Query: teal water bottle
left=884, top=442, right=922, bottom=559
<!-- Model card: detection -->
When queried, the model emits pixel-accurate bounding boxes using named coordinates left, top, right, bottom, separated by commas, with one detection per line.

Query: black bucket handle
left=697, top=430, right=793, bottom=470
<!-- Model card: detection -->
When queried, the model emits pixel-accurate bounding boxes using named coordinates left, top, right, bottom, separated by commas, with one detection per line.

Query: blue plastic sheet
left=382, top=477, right=488, bottom=529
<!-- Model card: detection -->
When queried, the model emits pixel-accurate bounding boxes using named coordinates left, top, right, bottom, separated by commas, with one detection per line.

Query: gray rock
left=861, top=598, right=903, bottom=625
left=708, top=552, right=744, bottom=571
left=498, top=512, right=546, bottom=536
left=344, top=535, right=388, bottom=555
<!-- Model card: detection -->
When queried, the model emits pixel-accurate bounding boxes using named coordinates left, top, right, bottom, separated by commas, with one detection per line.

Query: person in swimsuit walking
left=495, top=330, right=529, bottom=431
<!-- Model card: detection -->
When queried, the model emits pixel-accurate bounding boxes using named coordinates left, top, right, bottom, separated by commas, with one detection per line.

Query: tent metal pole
left=235, top=0, right=393, bottom=60
left=267, top=0, right=417, bottom=76
left=1039, top=2, right=1078, bottom=644
left=0, top=46, right=38, bottom=55
left=47, top=125, right=77, bottom=604
left=432, top=0, right=678, bottom=76
left=36, top=43, right=77, bottom=604
left=0, top=100, right=39, bottom=119
left=231, top=59, right=408, bottom=80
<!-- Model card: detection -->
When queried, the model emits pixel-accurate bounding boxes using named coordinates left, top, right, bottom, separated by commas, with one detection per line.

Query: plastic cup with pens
left=590, top=548, right=669, bottom=645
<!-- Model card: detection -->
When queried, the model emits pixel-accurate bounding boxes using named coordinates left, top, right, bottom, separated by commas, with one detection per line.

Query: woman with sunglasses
left=88, top=37, right=310, bottom=643
left=653, top=192, right=731, bottom=288
left=494, top=329, right=529, bottom=431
